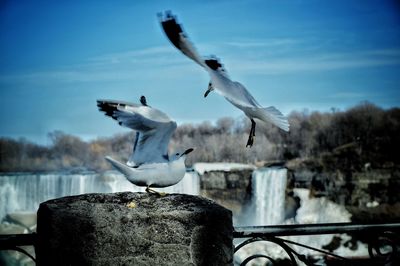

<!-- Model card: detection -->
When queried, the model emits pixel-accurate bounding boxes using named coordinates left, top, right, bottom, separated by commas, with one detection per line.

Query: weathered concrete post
left=35, top=192, right=233, bottom=266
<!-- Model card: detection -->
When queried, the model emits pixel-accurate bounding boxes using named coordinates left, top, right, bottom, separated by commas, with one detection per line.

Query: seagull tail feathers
left=105, top=156, right=136, bottom=178
left=259, top=106, right=290, bottom=132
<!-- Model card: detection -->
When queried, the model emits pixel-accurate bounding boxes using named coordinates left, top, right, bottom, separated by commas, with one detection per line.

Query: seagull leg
left=145, top=186, right=166, bottom=197
left=246, top=119, right=256, bottom=148
left=204, top=82, right=214, bottom=98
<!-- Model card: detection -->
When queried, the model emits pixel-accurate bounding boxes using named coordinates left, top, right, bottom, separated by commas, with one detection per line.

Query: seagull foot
left=146, top=187, right=167, bottom=197
left=246, top=135, right=254, bottom=148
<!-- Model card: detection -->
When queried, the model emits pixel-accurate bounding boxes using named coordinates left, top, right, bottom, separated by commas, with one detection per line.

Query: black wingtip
left=204, top=58, right=223, bottom=71
left=158, top=10, right=174, bottom=22
left=160, top=11, right=183, bottom=50
left=96, top=99, right=104, bottom=107
left=96, top=100, right=120, bottom=121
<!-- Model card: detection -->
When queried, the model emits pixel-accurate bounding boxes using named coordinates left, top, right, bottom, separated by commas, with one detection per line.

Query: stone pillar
left=36, top=192, right=233, bottom=266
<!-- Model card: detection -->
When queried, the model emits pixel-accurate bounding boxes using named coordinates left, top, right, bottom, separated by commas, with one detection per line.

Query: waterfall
left=102, top=170, right=200, bottom=195
left=0, top=171, right=200, bottom=221
left=251, top=167, right=287, bottom=226
left=160, top=170, right=200, bottom=195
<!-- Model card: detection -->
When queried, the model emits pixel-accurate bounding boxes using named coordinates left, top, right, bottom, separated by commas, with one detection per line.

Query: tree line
left=0, top=102, right=399, bottom=172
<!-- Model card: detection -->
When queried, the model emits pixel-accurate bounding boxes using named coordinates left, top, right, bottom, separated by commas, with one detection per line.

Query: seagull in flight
left=159, top=11, right=290, bottom=147
left=97, top=96, right=194, bottom=195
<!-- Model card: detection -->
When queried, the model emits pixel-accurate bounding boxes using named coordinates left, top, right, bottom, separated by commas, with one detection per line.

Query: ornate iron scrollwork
left=234, top=223, right=400, bottom=266
left=1, top=223, right=399, bottom=265
left=235, top=236, right=348, bottom=265
left=0, top=233, right=37, bottom=263
left=368, top=231, right=398, bottom=265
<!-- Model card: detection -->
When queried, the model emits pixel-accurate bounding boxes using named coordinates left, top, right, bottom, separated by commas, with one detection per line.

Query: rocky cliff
left=286, top=157, right=400, bottom=222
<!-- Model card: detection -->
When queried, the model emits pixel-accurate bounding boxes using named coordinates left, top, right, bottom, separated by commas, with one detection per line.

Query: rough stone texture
left=36, top=192, right=233, bottom=266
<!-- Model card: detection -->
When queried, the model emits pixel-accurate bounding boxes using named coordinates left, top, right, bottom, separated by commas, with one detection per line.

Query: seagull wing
left=97, top=100, right=177, bottom=165
left=160, top=12, right=205, bottom=68
left=160, top=12, right=232, bottom=80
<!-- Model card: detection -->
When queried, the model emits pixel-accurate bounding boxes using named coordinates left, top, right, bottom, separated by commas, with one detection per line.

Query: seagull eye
left=176, top=153, right=179, bottom=156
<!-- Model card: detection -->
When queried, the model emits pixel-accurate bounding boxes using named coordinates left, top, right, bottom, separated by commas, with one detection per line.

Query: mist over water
left=0, top=167, right=286, bottom=225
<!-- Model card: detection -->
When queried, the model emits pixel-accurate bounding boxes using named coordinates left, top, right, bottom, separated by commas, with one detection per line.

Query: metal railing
left=234, top=222, right=400, bottom=265
left=1, top=222, right=399, bottom=265
left=0, top=233, right=37, bottom=263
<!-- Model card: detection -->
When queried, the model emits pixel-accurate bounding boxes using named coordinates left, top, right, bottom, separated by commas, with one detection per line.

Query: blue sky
left=1, top=0, right=399, bottom=144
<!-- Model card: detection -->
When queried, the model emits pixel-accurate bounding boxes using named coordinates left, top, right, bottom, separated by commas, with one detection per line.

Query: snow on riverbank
left=193, top=162, right=255, bottom=175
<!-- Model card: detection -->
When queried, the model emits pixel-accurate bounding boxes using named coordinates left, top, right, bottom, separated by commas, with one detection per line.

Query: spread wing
left=159, top=11, right=205, bottom=67
left=160, top=11, right=230, bottom=79
left=97, top=99, right=177, bottom=166
left=159, top=11, right=289, bottom=133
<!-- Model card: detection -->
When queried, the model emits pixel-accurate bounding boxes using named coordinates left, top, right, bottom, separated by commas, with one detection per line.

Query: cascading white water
left=235, top=188, right=367, bottom=263
left=160, top=170, right=200, bottom=195
left=0, top=172, right=104, bottom=221
left=0, top=170, right=200, bottom=221
left=251, top=167, right=287, bottom=226
left=102, top=170, right=200, bottom=195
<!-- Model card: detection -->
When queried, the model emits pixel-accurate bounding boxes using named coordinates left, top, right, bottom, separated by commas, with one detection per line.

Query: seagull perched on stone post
left=97, top=96, right=193, bottom=195
left=159, top=11, right=290, bottom=147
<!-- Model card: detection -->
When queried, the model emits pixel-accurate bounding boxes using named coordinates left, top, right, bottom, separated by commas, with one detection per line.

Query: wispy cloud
left=1, top=45, right=399, bottom=85
left=0, top=45, right=199, bottom=84
left=0, top=64, right=197, bottom=84
left=88, top=46, right=175, bottom=64
left=225, top=38, right=301, bottom=48
left=226, top=48, right=400, bottom=75
left=328, top=92, right=368, bottom=100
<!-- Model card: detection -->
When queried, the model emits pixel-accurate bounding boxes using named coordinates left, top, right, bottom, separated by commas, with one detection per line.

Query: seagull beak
left=204, top=83, right=213, bottom=98
left=181, top=148, right=194, bottom=157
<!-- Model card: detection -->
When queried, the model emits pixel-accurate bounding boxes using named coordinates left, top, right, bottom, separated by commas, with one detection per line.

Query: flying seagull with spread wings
left=159, top=11, right=290, bottom=147
left=97, top=96, right=193, bottom=194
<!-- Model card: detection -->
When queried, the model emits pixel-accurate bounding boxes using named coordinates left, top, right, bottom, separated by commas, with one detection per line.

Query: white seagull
left=97, top=96, right=193, bottom=194
left=159, top=11, right=290, bottom=147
